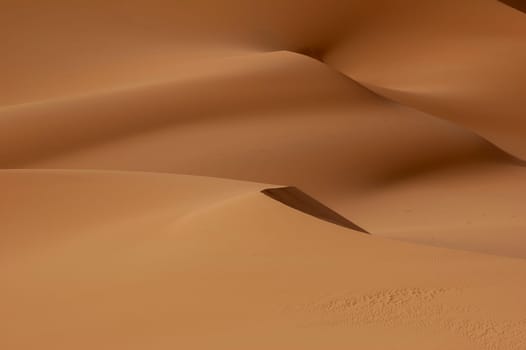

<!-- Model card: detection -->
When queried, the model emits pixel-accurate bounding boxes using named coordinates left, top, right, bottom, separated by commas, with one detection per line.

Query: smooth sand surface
left=2, top=170, right=526, bottom=350
left=2, top=0, right=526, bottom=348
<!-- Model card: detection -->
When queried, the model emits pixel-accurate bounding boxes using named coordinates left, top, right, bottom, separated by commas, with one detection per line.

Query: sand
left=1, top=0, right=526, bottom=349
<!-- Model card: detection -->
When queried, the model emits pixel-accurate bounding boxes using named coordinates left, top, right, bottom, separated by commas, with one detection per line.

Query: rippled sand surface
left=2, top=1, right=526, bottom=349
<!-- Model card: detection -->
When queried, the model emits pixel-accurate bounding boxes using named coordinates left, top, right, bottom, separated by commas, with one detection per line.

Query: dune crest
left=2, top=0, right=526, bottom=348
left=262, top=186, right=369, bottom=233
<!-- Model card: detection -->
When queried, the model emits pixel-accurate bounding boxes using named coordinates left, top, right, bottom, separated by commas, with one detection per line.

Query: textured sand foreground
left=2, top=0, right=526, bottom=349
left=2, top=170, right=526, bottom=350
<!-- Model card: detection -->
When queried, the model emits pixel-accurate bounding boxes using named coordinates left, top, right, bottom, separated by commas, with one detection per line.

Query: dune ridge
left=2, top=169, right=526, bottom=349
left=2, top=0, right=526, bottom=348
left=262, top=186, right=369, bottom=233
left=1, top=49, right=523, bottom=257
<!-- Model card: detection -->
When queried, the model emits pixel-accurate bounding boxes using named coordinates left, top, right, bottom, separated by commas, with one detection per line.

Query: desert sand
left=1, top=0, right=526, bottom=349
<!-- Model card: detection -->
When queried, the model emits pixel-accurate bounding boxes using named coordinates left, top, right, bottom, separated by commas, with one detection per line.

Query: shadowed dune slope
left=325, top=0, right=526, bottom=159
left=262, top=187, right=369, bottom=233
left=1, top=50, right=524, bottom=257
left=499, top=0, right=526, bottom=13
left=2, top=1, right=526, bottom=348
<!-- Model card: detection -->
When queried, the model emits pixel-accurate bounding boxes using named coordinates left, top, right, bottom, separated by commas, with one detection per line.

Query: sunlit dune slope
left=2, top=170, right=526, bottom=349
left=2, top=0, right=526, bottom=348
left=1, top=50, right=524, bottom=257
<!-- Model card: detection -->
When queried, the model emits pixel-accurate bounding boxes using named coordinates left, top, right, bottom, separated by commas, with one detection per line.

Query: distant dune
left=1, top=0, right=526, bottom=349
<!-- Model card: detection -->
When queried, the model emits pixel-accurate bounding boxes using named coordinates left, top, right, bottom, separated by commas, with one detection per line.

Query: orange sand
left=1, top=1, right=526, bottom=348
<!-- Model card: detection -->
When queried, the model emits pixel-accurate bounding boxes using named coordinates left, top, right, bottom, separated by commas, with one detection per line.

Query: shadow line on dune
left=499, top=0, right=526, bottom=13
left=288, top=49, right=526, bottom=164
left=262, top=186, right=369, bottom=234
left=333, top=78, right=526, bottom=165
left=0, top=51, right=369, bottom=168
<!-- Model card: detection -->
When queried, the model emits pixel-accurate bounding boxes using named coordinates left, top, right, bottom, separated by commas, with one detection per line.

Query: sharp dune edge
left=1, top=1, right=526, bottom=349
left=261, top=186, right=369, bottom=234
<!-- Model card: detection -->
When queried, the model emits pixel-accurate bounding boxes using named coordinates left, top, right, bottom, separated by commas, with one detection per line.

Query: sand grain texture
left=1, top=0, right=526, bottom=348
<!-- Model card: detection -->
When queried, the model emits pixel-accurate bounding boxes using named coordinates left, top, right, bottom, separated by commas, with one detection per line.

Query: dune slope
left=1, top=50, right=524, bottom=257
left=2, top=0, right=526, bottom=348
left=2, top=170, right=526, bottom=349
left=325, top=0, right=526, bottom=159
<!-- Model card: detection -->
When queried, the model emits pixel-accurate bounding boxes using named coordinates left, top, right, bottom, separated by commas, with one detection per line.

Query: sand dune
left=1, top=50, right=524, bottom=256
left=325, top=0, right=526, bottom=158
left=2, top=0, right=526, bottom=348
left=2, top=170, right=526, bottom=349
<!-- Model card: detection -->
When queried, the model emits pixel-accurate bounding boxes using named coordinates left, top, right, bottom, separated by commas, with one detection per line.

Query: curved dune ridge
left=261, top=186, right=369, bottom=233
left=1, top=1, right=526, bottom=349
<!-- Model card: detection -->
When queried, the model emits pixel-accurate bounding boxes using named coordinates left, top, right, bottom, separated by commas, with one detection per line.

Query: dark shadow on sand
left=262, top=186, right=369, bottom=234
